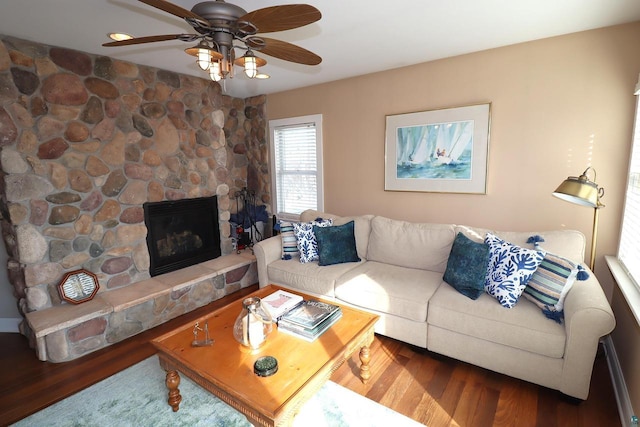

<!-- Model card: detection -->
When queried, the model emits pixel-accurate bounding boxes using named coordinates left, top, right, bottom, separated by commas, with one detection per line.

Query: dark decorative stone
left=101, top=256, right=133, bottom=274
left=80, top=96, right=104, bottom=124
left=49, top=205, right=80, bottom=225
left=185, top=110, right=200, bottom=128
left=115, top=110, right=134, bottom=132
left=120, top=207, right=144, bottom=224
left=165, top=174, right=182, bottom=189
left=50, top=47, right=92, bottom=76
left=46, top=192, right=82, bottom=204
left=42, top=73, right=88, bottom=105
left=68, top=318, right=107, bottom=343
left=226, top=265, right=250, bottom=283
left=141, top=102, right=166, bottom=119
left=196, top=129, right=211, bottom=147
left=49, top=240, right=72, bottom=262
left=244, top=106, right=257, bottom=119
left=102, top=169, right=127, bottom=196
left=80, top=190, right=103, bottom=211
left=30, top=97, right=48, bottom=116
left=157, top=69, right=180, bottom=88
left=10, top=67, right=39, bottom=95
left=73, top=236, right=91, bottom=252
left=89, top=242, right=104, bottom=258
left=85, top=77, right=119, bottom=99
left=94, top=56, right=116, bottom=80
left=38, top=138, right=69, bottom=159
left=233, top=143, right=247, bottom=154
left=0, top=106, right=18, bottom=146
left=132, top=114, right=153, bottom=137
left=124, top=144, right=141, bottom=162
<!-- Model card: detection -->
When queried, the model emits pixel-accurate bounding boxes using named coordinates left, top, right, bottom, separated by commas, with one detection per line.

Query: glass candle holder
left=233, top=297, right=273, bottom=350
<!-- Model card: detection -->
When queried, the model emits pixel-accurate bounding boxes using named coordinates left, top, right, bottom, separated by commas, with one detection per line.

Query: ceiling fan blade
left=250, top=37, right=321, bottom=66
left=102, top=34, right=196, bottom=47
left=138, top=0, right=206, bottom=21
left=240, top=4, right=321, bottom=33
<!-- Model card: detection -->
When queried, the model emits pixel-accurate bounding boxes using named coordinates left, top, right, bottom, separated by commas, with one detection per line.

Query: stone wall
left=0, top=35, right=268, bottom=325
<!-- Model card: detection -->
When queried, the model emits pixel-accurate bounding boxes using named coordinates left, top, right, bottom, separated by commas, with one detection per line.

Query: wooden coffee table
left=152, top=285, right=379, bottom=426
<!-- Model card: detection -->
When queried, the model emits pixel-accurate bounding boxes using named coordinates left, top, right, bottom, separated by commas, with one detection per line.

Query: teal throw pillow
left=314, top=221, right=361, bottom=266
left=443, top=232, right=490, bottom=300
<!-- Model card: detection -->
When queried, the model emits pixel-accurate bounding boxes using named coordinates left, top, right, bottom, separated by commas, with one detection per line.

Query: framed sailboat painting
left=385, top=103, right=490, bottom=193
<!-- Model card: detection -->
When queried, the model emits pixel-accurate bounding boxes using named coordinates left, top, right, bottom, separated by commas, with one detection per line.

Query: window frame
left=268, top=114, right=324, bottom=222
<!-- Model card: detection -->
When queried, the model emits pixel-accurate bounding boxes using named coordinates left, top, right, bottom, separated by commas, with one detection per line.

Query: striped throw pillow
left=280, top=221, right=299, bottom=260
left=523, top=252, right=578, bottom=322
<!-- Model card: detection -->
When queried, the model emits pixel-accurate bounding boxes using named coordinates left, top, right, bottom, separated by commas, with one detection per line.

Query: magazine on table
left=261, top=289, right=304, bottom=321
left=278, top=310, right=343, bottom=342
left=278, top=299, right=341, bottom=329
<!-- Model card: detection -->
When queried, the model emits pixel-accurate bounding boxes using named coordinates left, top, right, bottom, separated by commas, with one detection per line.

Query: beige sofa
left=253, top=210, right=615, bottom=400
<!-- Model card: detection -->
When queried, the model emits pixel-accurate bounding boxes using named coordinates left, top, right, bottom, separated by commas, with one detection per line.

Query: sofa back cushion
left=454, top=225, right=586, bottom=264
left=299, top=210, right=373, bottom=259
left=367, top=216, right=455, bottom=272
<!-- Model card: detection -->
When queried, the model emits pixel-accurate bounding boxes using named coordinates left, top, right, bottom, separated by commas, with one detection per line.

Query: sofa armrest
left=253, top=236, right=282, bottom=288
left=560, top=269, right=616, bottom=399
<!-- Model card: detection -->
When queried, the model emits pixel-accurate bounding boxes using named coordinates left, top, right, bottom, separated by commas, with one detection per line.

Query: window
left=608, top=75, right=640, bottom=327
left=269, top=114, right=323, bottom=221
left=618, top=81, right=640, bottom=289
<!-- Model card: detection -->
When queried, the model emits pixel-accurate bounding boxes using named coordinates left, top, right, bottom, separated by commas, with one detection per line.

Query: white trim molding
left=604, top=336, right=636, bottom=427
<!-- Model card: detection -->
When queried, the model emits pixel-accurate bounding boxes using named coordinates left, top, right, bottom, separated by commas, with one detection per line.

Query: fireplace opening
left=143, top=196, right=221, bottom=277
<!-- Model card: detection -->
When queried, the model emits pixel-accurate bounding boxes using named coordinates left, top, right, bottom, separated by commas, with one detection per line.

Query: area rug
left=12, top=355, right=424, bottom=426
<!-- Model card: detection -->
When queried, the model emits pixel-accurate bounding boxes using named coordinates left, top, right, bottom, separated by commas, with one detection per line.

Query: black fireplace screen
left=143, top=196, right=221, bottom=277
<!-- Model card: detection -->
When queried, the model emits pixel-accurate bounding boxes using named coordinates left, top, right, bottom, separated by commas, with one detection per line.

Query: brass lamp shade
left=552, top=175, right=599, bottom=207
left=552, top=167, right=604, bottom=271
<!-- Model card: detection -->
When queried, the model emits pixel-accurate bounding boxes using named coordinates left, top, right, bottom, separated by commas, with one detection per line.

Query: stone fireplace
left=0, top=35, right=272, bottom=361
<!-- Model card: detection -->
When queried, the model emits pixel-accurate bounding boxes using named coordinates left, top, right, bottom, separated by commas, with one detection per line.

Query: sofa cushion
left=443, top=232, right=490, bottom=300
left=428, top=282, right=566, bottom=358
left=314, top=221, right=361, bottom=266
left=293, top=218, right=333, bottom=263
left=367, top=216, right=455, bottom=273
left=266, top=257, right=361, bottom=297
left=335, top=261, right=442, bottom=322
left=523, top=252, right=579, bottom=321
left=484, top=233, right=546, bottom=308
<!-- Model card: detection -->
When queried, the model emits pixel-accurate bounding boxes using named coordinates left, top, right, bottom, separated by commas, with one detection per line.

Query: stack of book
left=277, top=299, right=342, bottom=342
left=261, top=289, right=304, bottom=322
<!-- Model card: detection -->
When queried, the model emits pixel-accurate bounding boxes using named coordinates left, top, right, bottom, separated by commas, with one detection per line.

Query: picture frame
left=57, top=269, right=100, bottom=304
left=385, top=103, right=491, bottom=194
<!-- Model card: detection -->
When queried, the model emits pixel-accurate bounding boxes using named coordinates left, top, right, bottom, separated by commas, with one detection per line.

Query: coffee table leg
left=359, top=345, right=371, bottom=384
left=165, top=370, right=182, bottom=412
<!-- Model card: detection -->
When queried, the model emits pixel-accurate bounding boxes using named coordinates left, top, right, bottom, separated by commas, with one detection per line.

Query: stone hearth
left=0, top=35, right=271, bottom=361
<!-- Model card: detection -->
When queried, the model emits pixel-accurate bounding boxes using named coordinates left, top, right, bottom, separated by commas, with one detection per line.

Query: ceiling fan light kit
left=103, top=0, right=322, bottom=84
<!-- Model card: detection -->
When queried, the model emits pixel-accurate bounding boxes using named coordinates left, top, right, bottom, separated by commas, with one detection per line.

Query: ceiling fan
left=103, top=0, right=322, bottom=82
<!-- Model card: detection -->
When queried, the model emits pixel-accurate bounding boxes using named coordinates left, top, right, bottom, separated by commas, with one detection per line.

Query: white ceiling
left=1, top=0, right=640, bottom=99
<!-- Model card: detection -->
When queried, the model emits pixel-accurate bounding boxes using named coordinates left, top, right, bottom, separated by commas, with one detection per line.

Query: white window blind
left=618, top=87, right=640, bottom=288
left=269, top=115, right=323, bottom=219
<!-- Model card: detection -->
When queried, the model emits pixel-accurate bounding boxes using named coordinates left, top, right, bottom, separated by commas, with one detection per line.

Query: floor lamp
left=552, top=167, right=605, bottom=271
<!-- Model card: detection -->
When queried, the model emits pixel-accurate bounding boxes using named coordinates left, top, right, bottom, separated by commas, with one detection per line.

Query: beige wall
left=267, top=22, right=640, bottom=410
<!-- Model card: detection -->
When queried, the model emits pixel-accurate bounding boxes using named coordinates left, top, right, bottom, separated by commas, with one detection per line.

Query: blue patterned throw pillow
left=293, top=218, right=333, bottom=263
left=484, top=233, right=546, bottom=308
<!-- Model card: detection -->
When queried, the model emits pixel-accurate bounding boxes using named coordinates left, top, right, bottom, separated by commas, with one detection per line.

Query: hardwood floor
left=0, top=285, right=620, bottom=427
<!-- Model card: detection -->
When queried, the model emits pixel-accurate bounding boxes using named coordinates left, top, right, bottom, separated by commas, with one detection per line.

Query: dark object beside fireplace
left=144, top=196, right=221, bottom=277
